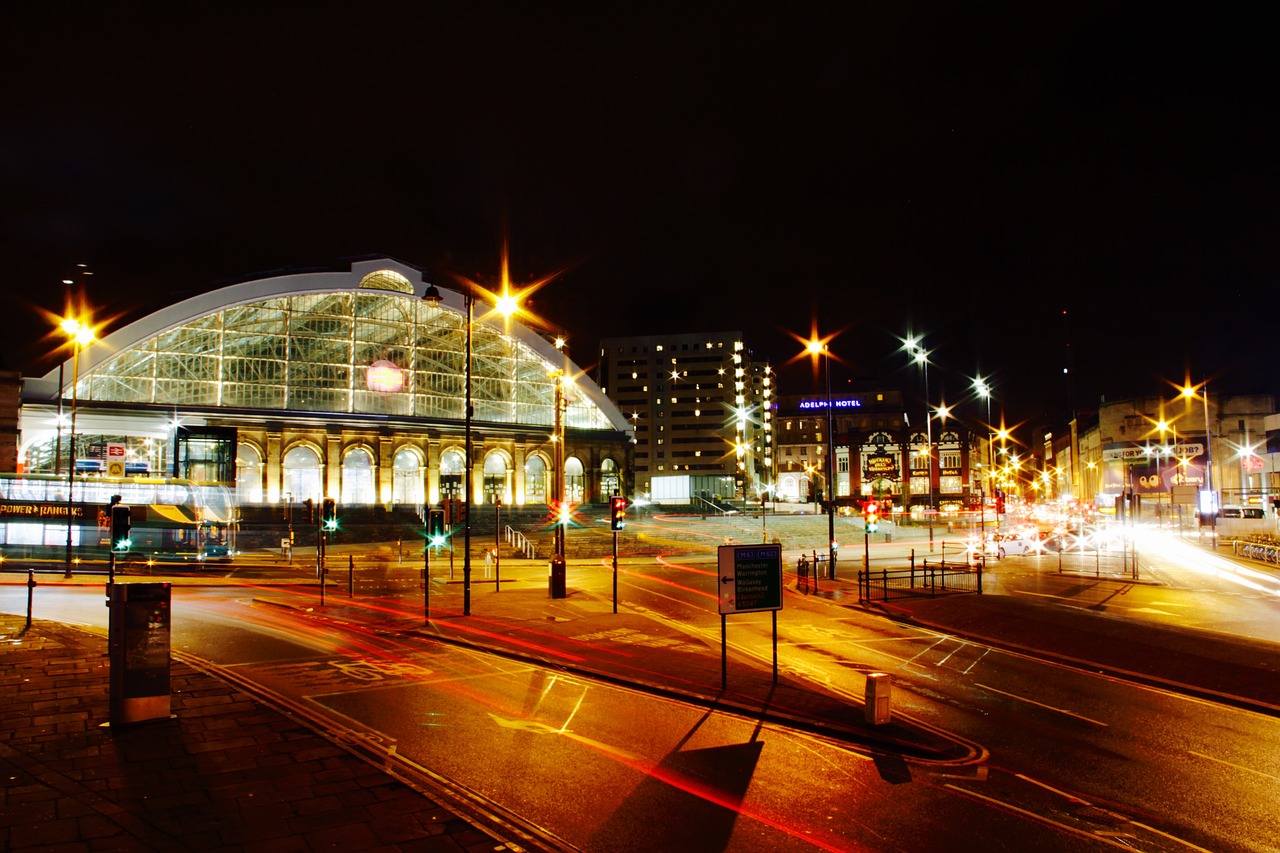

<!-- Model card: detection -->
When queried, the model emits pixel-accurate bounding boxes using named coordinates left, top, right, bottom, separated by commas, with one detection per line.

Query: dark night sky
left=4, top=4, right=1277, bottom=441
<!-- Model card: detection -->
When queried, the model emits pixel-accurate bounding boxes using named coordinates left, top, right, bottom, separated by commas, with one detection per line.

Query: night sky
left=4, top=5, right=1277, bottom=442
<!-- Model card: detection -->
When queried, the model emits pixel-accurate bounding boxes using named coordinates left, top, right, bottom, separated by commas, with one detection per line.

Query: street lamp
left=1180, top=381, right=1217, bottom=545
left=805, top=337, right=837, bottom=578
left=972, top=375, right=998, bottom=532
left=59, top=316, right=96, bottom=577
left=422, top=279, right=522, bottom=614
left=903, top=336, right=936, bottom=546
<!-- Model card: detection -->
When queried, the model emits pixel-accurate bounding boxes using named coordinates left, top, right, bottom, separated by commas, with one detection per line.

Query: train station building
left=15, top=257, right=634, bottom=513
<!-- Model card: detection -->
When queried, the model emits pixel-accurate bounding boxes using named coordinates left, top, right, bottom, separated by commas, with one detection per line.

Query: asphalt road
left=4, top=518, right=1279, bottom=851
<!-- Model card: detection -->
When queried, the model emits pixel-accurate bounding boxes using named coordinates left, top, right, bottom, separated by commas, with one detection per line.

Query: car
left=964, top=536, right=1005, bottom=559
left=993, top=533, right=1041, bottom=556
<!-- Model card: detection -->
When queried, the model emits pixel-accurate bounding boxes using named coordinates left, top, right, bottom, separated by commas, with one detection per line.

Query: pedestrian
left=484, top=547, right=494, bottom=577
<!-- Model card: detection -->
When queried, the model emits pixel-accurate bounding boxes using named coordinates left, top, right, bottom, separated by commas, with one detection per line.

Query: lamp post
left=805, top=338, right=837, bottom=578
left=60, top=318, right=95, bottom=577
left=422, top=281, right=477, bottom=614
left=1180, top=381, right=1217, bottom=545
left=973, top=376, right=995, bottom=533
left=904, top=336, right=935, bottom=547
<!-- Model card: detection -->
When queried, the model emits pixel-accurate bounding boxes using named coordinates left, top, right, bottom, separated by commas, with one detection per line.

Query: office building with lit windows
left=596, top=332, right=772, bottom=505
left=15, top=257, right=633, bottom=513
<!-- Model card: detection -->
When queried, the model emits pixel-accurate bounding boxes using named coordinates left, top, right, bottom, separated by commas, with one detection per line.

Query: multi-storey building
left=596, top=332, right=771, bottom=504
left=772, top=387, right=984, bottom=512
left=1075, top=393, right=1277, bottom=513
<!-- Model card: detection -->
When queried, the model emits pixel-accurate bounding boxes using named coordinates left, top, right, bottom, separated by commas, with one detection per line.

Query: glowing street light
left=422, top=273, right=526, bottom=615
left=59, top=314, right=97, bottom=577
left=1179, top=380, right=1217, bottom=544
left=801, top=334, right=838, bottom=577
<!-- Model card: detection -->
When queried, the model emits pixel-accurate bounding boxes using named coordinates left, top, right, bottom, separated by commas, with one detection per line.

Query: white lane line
left=1014, top=773, right=1215, bottom=852
left=942, top=785, right=1136, bottom=850
left=973, top=682, right=1109, bottom=727
left=1189, top=749, right=1280, bottom=782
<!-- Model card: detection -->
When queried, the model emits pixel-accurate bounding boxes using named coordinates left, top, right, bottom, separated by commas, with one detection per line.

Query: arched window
left=342, top=447, right=375, bottom=505
left=439, top=448, right=465, bottom=502
left=393, top=448, right=423, bottom=507
left=565, top=456, right=585, bottom=504
left=283, top=446, right=322, bottom=503
left=600, top=457, right=620, bottom=498
left=483, top=452, right=511, bottom=504
left=236, top=443, right=263, bottom=504
left=525, top=454, right=548, bottom=504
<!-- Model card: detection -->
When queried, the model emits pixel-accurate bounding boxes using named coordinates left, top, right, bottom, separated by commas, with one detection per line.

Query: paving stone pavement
left=0, top=613, right=530, bottom=852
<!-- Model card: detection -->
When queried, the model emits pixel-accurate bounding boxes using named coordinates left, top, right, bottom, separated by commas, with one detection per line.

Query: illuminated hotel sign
left=798, top=398, right=862, bottom=410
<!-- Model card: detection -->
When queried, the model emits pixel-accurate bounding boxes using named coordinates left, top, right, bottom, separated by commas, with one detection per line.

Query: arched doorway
left=525, top=454, right=548, bottom=504
left=236, top=443, right=263, bottom=504
left=393, top=448, right=424, bottom=507
left=439, top=448, right=465, bottom=502
left=283, top=446, right=322, bottom=502
left=483, top=452, right=511, bottom=504
left=565, top=456, right=585, bottom=503
left=600, top=457, right=620, bottom=498
left=341, top=447, right=375, bottom=505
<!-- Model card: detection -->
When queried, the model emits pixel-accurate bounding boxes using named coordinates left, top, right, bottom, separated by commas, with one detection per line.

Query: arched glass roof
left=45, top=260, right=627, bottom=433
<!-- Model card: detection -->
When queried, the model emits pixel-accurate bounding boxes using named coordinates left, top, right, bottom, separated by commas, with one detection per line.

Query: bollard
left=26, top=569, right=36, bottom=629
left=865, top=672, right=892, bottom=724
left=549, top=554, right=566, bottom=598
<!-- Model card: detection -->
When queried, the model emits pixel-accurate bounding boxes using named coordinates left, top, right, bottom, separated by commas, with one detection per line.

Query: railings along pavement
left=1234, top=537, right=1280, bottom=565
left=858, top=553, right=983, bottom=603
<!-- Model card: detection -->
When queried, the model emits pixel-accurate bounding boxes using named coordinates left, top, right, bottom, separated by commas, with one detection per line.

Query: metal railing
left=693, top=496, right=734, bottom=516
left=505, top=525, right=537, bottom=559
left=1234, top=539, right=1280, bottom=565
left=858, top=559, right=983, bottom=602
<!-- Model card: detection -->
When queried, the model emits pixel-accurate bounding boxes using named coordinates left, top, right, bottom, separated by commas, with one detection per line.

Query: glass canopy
left=71, top=285, right=613, bottom=430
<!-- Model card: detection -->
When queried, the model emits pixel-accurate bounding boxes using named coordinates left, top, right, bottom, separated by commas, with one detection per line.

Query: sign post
left=717, top=544, right=783, bottom=689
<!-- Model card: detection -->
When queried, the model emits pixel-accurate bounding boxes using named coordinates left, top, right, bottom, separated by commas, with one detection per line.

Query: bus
left=0, top=473, right=236, bottom=569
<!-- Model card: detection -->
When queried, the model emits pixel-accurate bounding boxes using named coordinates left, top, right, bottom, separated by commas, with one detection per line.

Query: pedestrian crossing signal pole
left=610, top=495, right=626, bottom=613
left=863, top=501, right=879, bottom=569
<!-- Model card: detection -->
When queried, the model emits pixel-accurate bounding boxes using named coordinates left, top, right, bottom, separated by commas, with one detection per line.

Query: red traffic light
left=609, top=496, right=627, bottom=531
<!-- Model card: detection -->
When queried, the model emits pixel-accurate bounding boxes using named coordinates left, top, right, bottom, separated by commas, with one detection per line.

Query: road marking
left=973, top=683, right=1109, bottom=727
left=1014, top=772, right=1089, bottom=803
left=943, top=785, right=1136, bottom=850
left=1189, top=749, right=1280, bottom=782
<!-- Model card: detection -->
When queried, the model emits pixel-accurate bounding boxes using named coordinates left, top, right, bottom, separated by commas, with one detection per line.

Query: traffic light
left=110, top=504, right=132, bottom=552
left=303, top=498, right=315, bottom=523
left=322, top=498, right=337, bottom=531
left=864, top=500, right=880, bottom=533
left=427, top=509, right=446, bottom=546
left=609, top=495, right=627, bottom=531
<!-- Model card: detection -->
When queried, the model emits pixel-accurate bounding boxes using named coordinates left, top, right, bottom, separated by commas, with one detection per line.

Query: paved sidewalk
left=0, top=613, right=530, bottom=852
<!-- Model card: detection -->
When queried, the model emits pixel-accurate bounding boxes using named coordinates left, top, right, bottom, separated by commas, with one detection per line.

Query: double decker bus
left=0, top=473, right=236, bottom=570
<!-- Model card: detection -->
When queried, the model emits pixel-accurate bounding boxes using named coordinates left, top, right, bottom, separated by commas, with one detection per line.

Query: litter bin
left=864, top=672, right=892, bottom=725
left=549, top=554, right=566, bottom=599
left=108, top=582, right=172, bottom=726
